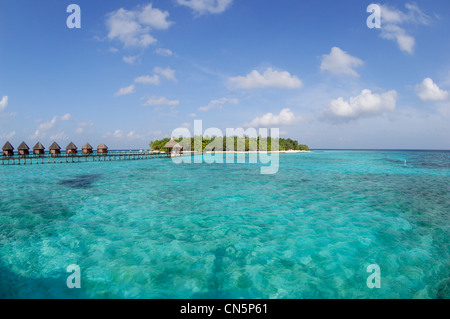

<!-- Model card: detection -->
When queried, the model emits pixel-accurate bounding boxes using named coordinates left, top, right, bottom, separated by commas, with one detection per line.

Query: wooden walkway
left=0, top=151, right=170, bottom=165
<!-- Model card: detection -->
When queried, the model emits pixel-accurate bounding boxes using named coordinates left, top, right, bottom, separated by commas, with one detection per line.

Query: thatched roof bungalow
left=82, top=142, right=93, bottom=154
left=49, top=141, right=61, bottom=155
left=33, top=142, right=45, bottom=155
left=66, top=142, right=77, bottom=154
left=2, top=141, right=14, bottom=156
left=97, top=143, right=108, bottom=154
left=18, top=141, right=30, bottom=155
left=164, top=138, right=182, bottom=156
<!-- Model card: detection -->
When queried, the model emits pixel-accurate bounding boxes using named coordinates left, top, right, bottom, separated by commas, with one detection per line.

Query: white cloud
left=380, top=24, right=415, bottom=54
left=134, top=75, right=160, bottom=85
left=379, top=4, right=430, bottom=54
left=114, top=84, right=135, bottom=96
left=199, top=97, right=238, bottom=112
left=114, top=130, right=125, bottom=138
left=381, top=3, right=430, bottom=25
left=320, top=47, right=363, bottom=77
left=123, top=55, right=139, bottom=64
left=153, top=67, right=177, bottom=82
left=104, top=130, right=124, bottom=139
left=49, top=131, right=68, bottom=141
left=188, top=113, right=197, bottom=118
left=0, top=131, right=16, bottom=139
left=31, top=114, right=72, bottom=139
left=143, top=96, right=180, bottom=106
left=126, top=130, right=144, bottom=140
left=176, top=0, right=233, bottom=15
left=138, top=4, right=173, bottom=29
left=181, top=122, right=191, bottom=129
left=37, top=117, right=58, bottom=132
left=246, top=108, right=303, bottom=127
left=76, top=121, right=94, bottom=134
left=0, top=96, right=8, bottom=111
left=229, top=68, right=303, bottom=90
left=106, top=4, right=173, bottom=48
left=104, top=129, right=148, bottom=141
left=60, top=113, right=72, bottom=121
left=79, top=121, right=94, bottom=128
left=322, top=89, right=397, bottom=122
left=133, top=67, right=176, bottom=85
left=415, top=78, right=448, bottom=102
left=155, top=48, right=173, bottom=56
left=6, top=131, right=16, bottom=139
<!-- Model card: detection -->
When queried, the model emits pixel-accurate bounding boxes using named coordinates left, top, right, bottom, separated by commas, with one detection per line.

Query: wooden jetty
left=0, top=141, right=184, bottom=165
left=0, top=151, right=169, bottom=165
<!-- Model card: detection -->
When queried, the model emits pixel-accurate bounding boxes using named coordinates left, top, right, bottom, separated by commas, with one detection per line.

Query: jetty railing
left=0, top=151, right=170, bottom=165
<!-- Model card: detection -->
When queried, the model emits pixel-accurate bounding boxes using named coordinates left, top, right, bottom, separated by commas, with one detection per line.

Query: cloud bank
left=379, top=3, right=430, bottom=54
left=229, top=68, right=303, bottom=90
left=177, top=0, right=233, bottom=15
left=320, top=47, right=363, bottom=77
left=143, top=96, right=180, bottom=106
left=199, top=97, right=238, bottom=112
left=106, top=4, right=173, bottom=48
left=416, top=78, right=448, bottom=102
left=246, top=108, right=303, bottom=127
left=0, top=96, right=8, bottom=111
left=322, top=89, right=397, bottom=123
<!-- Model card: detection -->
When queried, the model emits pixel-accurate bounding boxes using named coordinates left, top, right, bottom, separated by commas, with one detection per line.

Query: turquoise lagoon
left=0, top=150, right=449, bottom=298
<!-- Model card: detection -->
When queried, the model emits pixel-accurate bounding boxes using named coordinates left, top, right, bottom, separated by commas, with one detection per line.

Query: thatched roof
left=18, top=141, right=29, bottom=150
left=164, top=138, right=181, bottom=148
left=2, top=141, right=14, bottom=151
left=66, top=142, right=77, bottom=150
left=97, top=143, right=108, bottom=150
left=49, top=142, right=61, bottom=150
left=33, top=142, right=45, bottom=150
left=82, top=142, right=93, bottom=150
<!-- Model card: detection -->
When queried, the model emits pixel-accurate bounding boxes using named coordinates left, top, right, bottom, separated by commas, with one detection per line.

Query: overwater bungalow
left=18, top=142, right=30, bottom=155
left=164, top=138, right=182, bottom=156
left=0, top=140, right=168, bottom=165
left=82, top=143, right=93, bottom=154
left=33, top=142, right=45, bottom=155
left=2, top=141, right=14, bottom=156
left=66, top=142, right=77, bottom=154
left=49, top=142, right=61, bottom=155
left=97, top=143, right=108, bottom=154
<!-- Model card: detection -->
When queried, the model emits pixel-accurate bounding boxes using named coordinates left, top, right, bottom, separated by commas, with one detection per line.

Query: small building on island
left=18, top=142, right=30, bottom=155
left=66, top=142, right=78, bottom=154
left=82, top=143, right=93, bottom=154
left=49, top=142, right=61, bottom=155
left=164, top=138, right=182, bottom=157
left=33, top=142, right=45, bottom=155
left=2, top=141, right=14, bottom=156
left=97, top=143, right=108, bottom=154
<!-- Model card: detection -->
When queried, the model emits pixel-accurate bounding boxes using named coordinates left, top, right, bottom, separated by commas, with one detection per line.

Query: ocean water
left=0, top=150, right=449, bottom=299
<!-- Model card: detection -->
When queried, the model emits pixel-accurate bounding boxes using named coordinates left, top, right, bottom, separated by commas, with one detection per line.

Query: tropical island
left=150, top=136, right=310, bottom=153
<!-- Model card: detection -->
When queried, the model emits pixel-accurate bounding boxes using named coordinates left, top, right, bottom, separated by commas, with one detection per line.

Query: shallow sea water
left=0, top=150, right=449, bottom=298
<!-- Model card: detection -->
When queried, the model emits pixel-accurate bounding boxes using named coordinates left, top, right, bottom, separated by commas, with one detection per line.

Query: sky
left=0, top=0, right=449, bottom=150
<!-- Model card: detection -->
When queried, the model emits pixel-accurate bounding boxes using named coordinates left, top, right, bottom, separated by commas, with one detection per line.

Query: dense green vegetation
left=150, top=136, right=310, bottom=152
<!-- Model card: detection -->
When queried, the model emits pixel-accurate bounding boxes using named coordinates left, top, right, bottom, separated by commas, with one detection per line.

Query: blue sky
left=0, top=0, right=449, bottom=149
